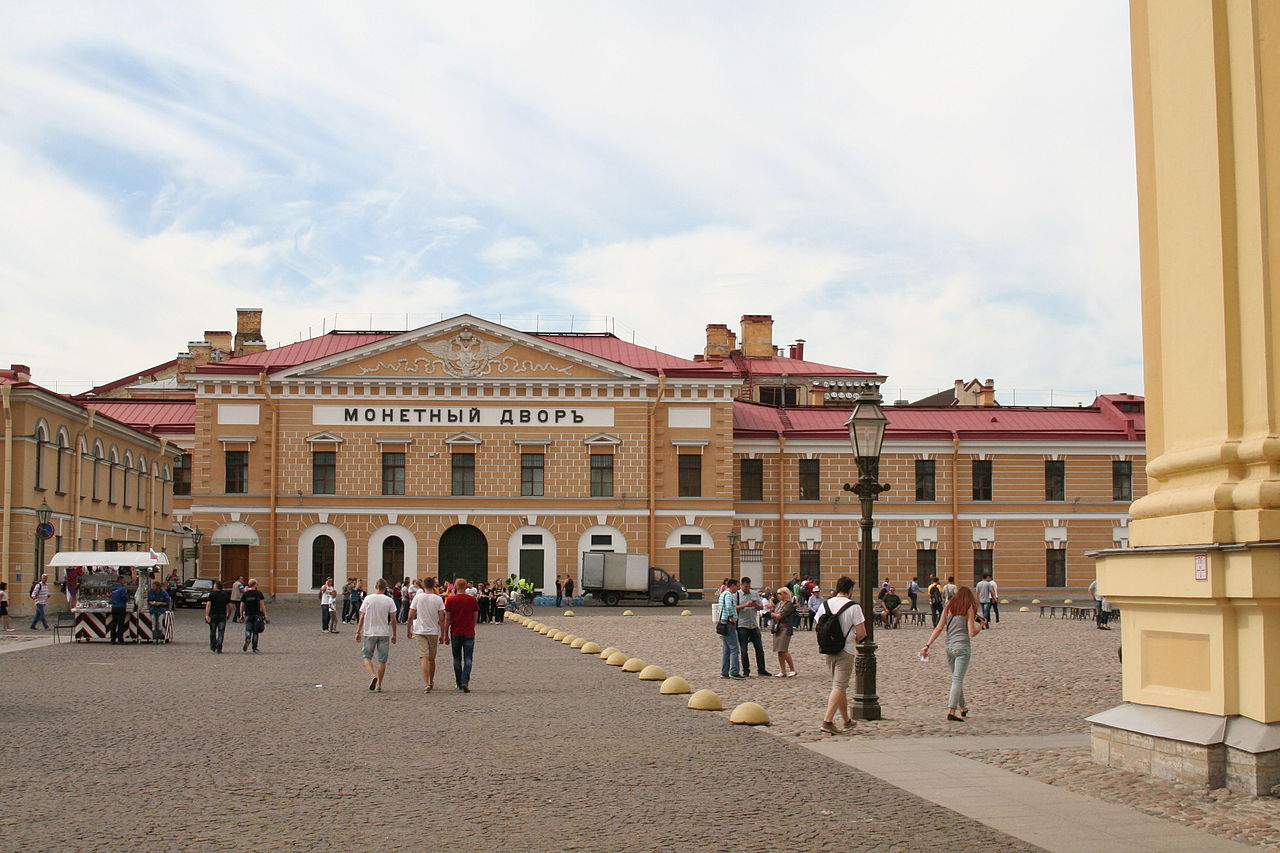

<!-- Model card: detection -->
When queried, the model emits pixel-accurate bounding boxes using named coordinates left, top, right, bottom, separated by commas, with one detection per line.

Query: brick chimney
left=809, top=385, right=826, bottom=405
left=8, top=364, right=30, bottom=382
left=704, top=324, right=732, bottom=361
left=175, top=352, right=194, bottom=378
left=204, top=331, right=233, bottom=359
left=788, top=339, right=806, bottom=360
left=978, top=379, right=997, bottom=407
left=740, top=315, right=774, bottom=358
left=188, top=341, right=213, bottom=368
left=234, top=308, right=264, bottom=354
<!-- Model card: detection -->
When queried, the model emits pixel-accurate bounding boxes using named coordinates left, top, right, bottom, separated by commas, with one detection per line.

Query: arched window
left=33, top=422, right=48, bottom=490
left=136, top=456, right=147, bottom=510
left=108, top=448, right=119, bottom=504
left=382, top=536, right=405, bottom=584
left=122, top=452, right=134, bottom=507
left=55, top=430, right=69, bottom=493
left=92, top=441, right=105, bottom=501
left=312, top=535, right=335, bottom=589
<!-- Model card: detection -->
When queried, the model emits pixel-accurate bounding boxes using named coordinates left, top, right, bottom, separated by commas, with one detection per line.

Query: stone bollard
left=606, top=651, right=628, bottom=666
left=638, top=664, right=667, bottom=681
left=580, top=642, right=602, bottom=654
left=599, top=646, right=620, bottom=659
left=687, top=689, right=723, bottom=711
left=659, top=676, right=692, bottom=694
left=730, top=702, right=770, bottom=726
left=621, top=657, right=646, bottom=672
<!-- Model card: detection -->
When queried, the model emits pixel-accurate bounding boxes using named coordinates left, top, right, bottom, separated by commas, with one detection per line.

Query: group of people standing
left=201, top=578, right=267, bottom=652
left=714, top=576, right=800, bottom=681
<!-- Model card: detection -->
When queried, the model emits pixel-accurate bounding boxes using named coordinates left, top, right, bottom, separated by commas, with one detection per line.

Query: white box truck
left=580, top=552, right=688, bottom=607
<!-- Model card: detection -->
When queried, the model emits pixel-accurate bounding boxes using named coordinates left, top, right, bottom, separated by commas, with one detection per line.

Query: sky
left=0, top=1, right=1141, bottom=405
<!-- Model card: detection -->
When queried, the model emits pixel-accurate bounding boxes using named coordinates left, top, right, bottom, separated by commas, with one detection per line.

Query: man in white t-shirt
left=817, top=575, right=866, bottom=735
left=356, top=578, right=398, bottom=693
left=408, top=577, right=446, bottom=693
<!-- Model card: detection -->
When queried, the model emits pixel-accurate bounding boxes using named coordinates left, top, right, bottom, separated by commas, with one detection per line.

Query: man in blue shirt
left=146, top=580, right=171, bottom=645
left=109, top=576, right=130, bottom=644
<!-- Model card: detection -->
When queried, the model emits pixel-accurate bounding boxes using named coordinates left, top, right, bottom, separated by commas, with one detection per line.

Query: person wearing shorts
left=356, top=578, right=397, bottom=692
left=817, top=575, right=866, bottom=735
left=407, top=578, right=445, bottom=693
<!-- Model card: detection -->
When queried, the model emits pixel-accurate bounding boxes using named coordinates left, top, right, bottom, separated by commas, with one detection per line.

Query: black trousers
left=909, top=592, right=919, bottom=610
left=931, top=602, right=943, bottom=627
left=208, top=617, right=226, bottom=651
left=110, top=607, right=128, bottom=643
left=736, top=626, right=767, bottom=674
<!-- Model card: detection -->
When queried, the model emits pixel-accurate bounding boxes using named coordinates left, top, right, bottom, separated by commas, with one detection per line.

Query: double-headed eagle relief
left=356, top=328, right=574, bottom=377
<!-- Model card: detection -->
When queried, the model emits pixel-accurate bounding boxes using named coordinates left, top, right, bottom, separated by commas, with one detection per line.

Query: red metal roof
left=734, top=398, right=1144, bottom=441
left=732, top=355, right=877, bottom=377
left=537, top=334, right=713, bottom=373
left=79, top=358, right=178, bottom=397
left=199, top=332, right=394, bottom=373
left=87, top=400, right=196, bottom=434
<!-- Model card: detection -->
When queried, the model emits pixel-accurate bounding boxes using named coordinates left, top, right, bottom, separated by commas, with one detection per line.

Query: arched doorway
left=382, top=536, right=405, bottom=584
left=439, top=525, right=488, bottom=585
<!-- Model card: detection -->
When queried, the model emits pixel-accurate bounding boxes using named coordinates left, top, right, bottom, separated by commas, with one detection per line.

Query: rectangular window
left=972, top=459, right=992, bottom=501
left=589, top=534, right=613, bottom=548
left=1044, top=459, right=1065, bottom=501
left=1112, top=460, right=1133, bottom=501
left=739, top=458, right=763, bottom=501
left=1046, top=547, right=1067, bottom=587
left=678, top=454, right=702, bottom=497
left=916, top=549, right=937, bottom=579
left=521, top=534, right=543, bottom=545
left=173, top=453, right=192, bottom=496
left=799, top=550, right=821, bottom=585
left=224, top=450, right=248, bottom=494
left=521, top=453, right=545, bottom=496
left=590, top=453, right=614, bottom=497
left=798, top=458, right=820, bottom=501
left=312, top=451, right=336, bottom=495
left=451, top=452, right=475, bottom=496
left=974, top=549, right=994, bottom=585
left=915, top=459, right=936, bottom=501
left=679, top=533, right=702, bottom=545
left=759, top=386, right=798, bottom=406
left=136, top=470, right=146, bottom=510
left=381, top=451, right=405, bottom=496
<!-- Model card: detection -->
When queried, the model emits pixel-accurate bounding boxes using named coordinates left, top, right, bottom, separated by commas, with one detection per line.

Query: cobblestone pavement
left=960, top=747, right=1280, bottom=851
left=0, top=604, right=1039, bottom=853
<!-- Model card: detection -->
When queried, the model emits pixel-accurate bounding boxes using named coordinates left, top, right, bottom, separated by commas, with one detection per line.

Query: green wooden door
left=518, top=549, right=544, bottom=592
left=678, top=550, right=704, bottom=598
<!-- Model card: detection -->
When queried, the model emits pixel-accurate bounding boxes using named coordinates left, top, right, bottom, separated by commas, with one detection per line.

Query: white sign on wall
left=1194, top=553, right=1208, bottom=582
left=312, top=405, right=614, bottom=428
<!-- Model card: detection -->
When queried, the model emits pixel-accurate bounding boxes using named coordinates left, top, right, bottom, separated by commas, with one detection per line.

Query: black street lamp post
left=190, top=527, right=204, bottom=578
left=728, top=527, right=740, bottom=578
left=34, top=500, right=53, bottom=579
left=841, top=389, right=891, bottom=721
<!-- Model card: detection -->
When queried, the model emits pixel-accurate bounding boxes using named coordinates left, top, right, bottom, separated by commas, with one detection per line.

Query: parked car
left=174, top=577, right=218, bottom=608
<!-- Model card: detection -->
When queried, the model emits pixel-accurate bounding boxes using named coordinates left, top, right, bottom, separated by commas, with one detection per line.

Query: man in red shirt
left=442, top=577, right=479, bottom=693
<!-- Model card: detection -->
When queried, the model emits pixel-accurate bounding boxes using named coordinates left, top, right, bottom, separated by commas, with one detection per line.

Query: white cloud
left=0, top=1, right=1142, bottom=400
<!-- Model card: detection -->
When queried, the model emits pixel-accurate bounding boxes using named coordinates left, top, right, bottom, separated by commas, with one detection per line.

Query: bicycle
left=509, top=592, right=533, bottom=617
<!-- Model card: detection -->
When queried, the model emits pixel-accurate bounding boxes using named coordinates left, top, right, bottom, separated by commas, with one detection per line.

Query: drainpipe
left=777, top=431, right=787, bottom=583
left=150, top=438, right=166, bottom=558
left=2, top=385, right=12, bottom=585
left=73, top=410, right=95, bottom=552
left=259, top=373, right=279, bottom=597
left=647, top=371, right=668, bottom=563
left=951, top=431, right=961, bottom=580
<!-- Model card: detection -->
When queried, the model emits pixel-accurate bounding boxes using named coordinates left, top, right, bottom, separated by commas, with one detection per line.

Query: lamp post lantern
left=841, top=389, right=891, bottom=721
left=727, top=527, right=740, bottom=578
left=34, top=500, right=53, bottom=578
left=190, top=527, right=204, bottom=579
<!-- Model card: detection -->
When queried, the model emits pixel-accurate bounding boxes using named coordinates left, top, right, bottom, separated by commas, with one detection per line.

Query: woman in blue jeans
left=921, top=585, right=983, bottom=722
left=718, top=579, right=743, bottom=679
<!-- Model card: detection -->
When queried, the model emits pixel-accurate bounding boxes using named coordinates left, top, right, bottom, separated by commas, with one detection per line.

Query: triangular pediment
left=277, top=316, right=654, bottom=382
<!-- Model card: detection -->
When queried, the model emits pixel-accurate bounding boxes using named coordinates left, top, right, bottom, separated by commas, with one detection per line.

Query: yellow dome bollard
left=551, top=630, right=567, bottom=641
left=539, top=626, right=552, bottom=635
left=621, top=657, right=646, bottom=672
left=681, top=609, right=693, bottom=616
left=563, top=610, right=575, bottom=617
left=687, top=689, right=723, bottom=711
left=1019, top=606, right=1031, bottom=612
left=1000, top=599, right=1010, bottom=605
left=638, top=664, right=667, bottom=681
left=622, top=610, right=635, bottom=616
left=570, top=637, right=587, bottom=649
left=599, top=647, right=620, bottom=659
left=1031, top=599, right=1041, bottom=605
left=730, top=702, right=771, bottom=726
left=561, top=634, right=577, bottom=645
left=1063, top=598, right=1074, bottom=604
left=580, top=642, right=601, bottom=654
left=659, top=676, right=692, bottom=694
left=606, top=651, right=628, bottom=666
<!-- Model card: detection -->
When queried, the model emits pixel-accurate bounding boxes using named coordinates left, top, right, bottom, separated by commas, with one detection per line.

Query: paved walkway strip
left=806, top=734, right=1256, bottom=853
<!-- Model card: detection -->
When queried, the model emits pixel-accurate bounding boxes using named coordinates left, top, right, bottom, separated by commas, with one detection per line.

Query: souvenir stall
left=47, top=551, right=173, bottom=643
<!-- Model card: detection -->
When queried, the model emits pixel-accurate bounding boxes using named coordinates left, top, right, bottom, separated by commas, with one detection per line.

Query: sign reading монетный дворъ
left=311, top=405, right=615, bottom=427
